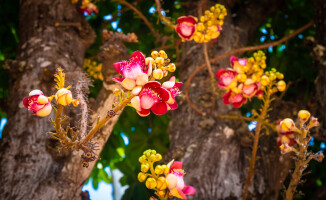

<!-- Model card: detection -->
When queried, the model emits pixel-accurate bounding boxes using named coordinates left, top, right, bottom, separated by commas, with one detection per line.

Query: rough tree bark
left=0, top=0, right=128, bottom=199
left=166, top=0, right=292, bottom=199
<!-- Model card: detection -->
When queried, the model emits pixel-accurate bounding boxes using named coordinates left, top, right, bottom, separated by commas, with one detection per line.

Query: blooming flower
left=131, top=81, right=170, bottom=116
left=241, top=79, right=260, bottom=98
left=215, top=68, right=237, bottom=89
left=166, top=161, right=196, bottom=199
left=162, top=76, right=182, bottom=110
left=23, top=90, right=52, bottom=117
left=112, top=51, right=152, bottom=91
left=230, top=56, right=247, bottom=74
left=176, top=16, right=197, bottom=40
left=222, top=90, right=247, bottom=108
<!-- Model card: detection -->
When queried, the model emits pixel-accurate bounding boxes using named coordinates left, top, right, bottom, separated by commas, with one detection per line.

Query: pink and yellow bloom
left=162, top=76, right=182, bottom=110
left=176, top=16, right=197, bottom=40
left=215, top=68, right=237, bottom=89
left=241, top=79, right=260, bottom=98
left=23, top=90, right=52, bottom=117
left=222, top=90, right=247, bottom=108
left=112, top=51, right=152, bottom=91
left=166, top=161, right=196, bottom=199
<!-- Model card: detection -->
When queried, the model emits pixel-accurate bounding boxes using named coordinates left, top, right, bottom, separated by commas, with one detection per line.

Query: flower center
left=170, top=88, right=181, bottom=98
left=140, top=88, right=161, bottom=109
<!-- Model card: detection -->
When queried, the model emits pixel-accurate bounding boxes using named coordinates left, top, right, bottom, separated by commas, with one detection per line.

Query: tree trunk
left=0, top=0, right=128, bottom=199
left=167, top=0, right=289, bottom=199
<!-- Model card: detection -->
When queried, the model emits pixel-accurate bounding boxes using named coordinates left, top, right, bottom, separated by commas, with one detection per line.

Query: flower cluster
left=279, top=110, right=320, bottom=154
left=112, top=50, right=182, bottom=117
left=83, top=59, right=103, bottom=80
left=216, top=51, right=286, bottom=108
left=23, top=68, right=80, bottom=117
left=138, top=149, right=196, bottom=200
left=175, top=4, right=227, bottom=43
left=72, top=0, right=98, bottom=15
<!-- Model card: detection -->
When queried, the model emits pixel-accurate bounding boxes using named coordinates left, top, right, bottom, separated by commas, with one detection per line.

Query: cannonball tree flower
left=162, top=76, right=182, bottom=110
left=112, top=51, right=152, bottom=92
left=175, top=16, right=197, bottom=40
left=55, top=88, right=73, bottom=106
left=215, top=68, right=237, bottom=89
left=166, top=161, right=196, bottom=199
left=23, top=90, right=52, bottom=117
left=130, top=81, right=170, bottom=117
left=222, top=90, right=247, bottom=108
left=241, top=79, right=260, bottom=98
left=230, top=56, right=247, bottom=73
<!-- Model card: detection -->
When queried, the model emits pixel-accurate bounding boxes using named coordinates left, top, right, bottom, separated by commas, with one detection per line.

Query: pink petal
left=144, top=81, right=161, bottom=89
left=175, top=82, right=183, bottom=88
left=130, top=51, right=145, bottom=67
left=168, top=101, right=178, bottom=110
left=23, top=97, right=30, bottom=108
left=170, top=161, right=183, bottom=171
left=177, top=16, right=197, bottom=24
left=137, top=108, right=150, bottom=117
left=176, top=23, right=195, bottom=40
left=140, top=95, right=157, bottom=110
left=230, top=56, right=238, bottom=67
left=238, top=58, right=247, bottom=66
left=151, top=102, right=168, bottom=115
left=222, top=91, right=231, bottom=105
left=112, top=78, right=125, bottom=83
left=182, top=185, right=196, bottom=195
left=216, top=68, right=226, bottom=79
left=113, top=62, right=124, bottom=74
left=156, top=87, right=170, bottom=101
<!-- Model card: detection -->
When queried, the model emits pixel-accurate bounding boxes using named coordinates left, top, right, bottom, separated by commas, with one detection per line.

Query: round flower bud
left=144, top=150, right=151, bottom=157
left=149, top=154, right=156, bottom=162
left=155, top=154, right=162, bottom=162
left=151, top=150, right=157, bottom=155
left=277, top=80, right=286, bottom=92
left=139, top=155, right=147, bottom=163
left=155, top=57, right=165, bottom=66
left=280, top=118, right=296, bottom=132
left=167, top=63, right=176, bottom=72
left=55, top=88, right=73, bottom=106
left=156, top=177, right=167, bottom=190
left=141, top=163, right=150, bottom=173
left=162, top=165, right=169, bottom=174
left=145, top=178, right=157, bottom=189
left=156, top=190, right=166, bottom=198
left=159, top=50, right=167, bottom=59
left=153, top=69, right=163, bottom=80
left=151, top=51, right=159, bottom=59
left=37, top=95, right=49, bottom=104
left=260, top=75, right=270, bottom=86
left=298, top=110, right=311, bottom=123
left=236, top=74, right=247, bottom=82
left=138, top=172, right=148, bottom=182
left=269, top=73, right=276, bottom=81
left=155, top=165, right=164, bottom=175
left=276, top=72, right=284, bottom=79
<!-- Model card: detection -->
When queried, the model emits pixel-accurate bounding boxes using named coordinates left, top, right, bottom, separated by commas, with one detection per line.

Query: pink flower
left=162, top=76, right=182, bottom=110
left=112, top=51, right=151, bottom=91
left=176, top=16, right=197, bottom=40
left=276, top=120, right=296, bottom=147
left=23, top=90, right=52, bottom=117
left=131, top=81, right=170, bottom=116
left=241, top=79, right=260, bottom=98
left=230, top=56, right=247, bottom=73
left=166, top=161, right=196, bottom=199
left=215, top=68, right=237, bottom=89
left=222, top=90, right=247, bottom=108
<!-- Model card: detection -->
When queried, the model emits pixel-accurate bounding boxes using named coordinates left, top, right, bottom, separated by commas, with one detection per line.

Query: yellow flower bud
left=260, top=75, right=270, bottom=86
left=138, top=172, right=148, bottom=182
left=167, top=63, right=176, bottom=72
left=159, top=50, right=167, bottom=59
left=236, top=74, right=247, bottom=82
left=139, top=155, right=147, bottom=163
left=204, top=10, right=210, bottom=16
left=144, top=150, right=151, bottom=157
left=55, top=88, right=73, bottom=106
left=261, top=63, right=267, bottom=69
left=141, top=163, right=150, bottom=173
left=276, top=72, right=284, bottom=79
left=153, top=69, right=164, bottom=80
left=155, top=154, right=162, bottom=162
left=280, top=118, right=296, bottom=132
left=155, top=165, right=164, bottom=175
left=162, top=165, right=169, bottom=174
left=156, top=177, right=167, bottom=190
left=155, top=57, right=165, bottom=66
left=200, top=16, right=205, bottom=22
left=145, top=178, right=157, bottom=189
left=156, top=190, right=166, bottom=198
left=149, top=154, right=156, bottom=162
left=151, top=150, right=157, bottom=155
left=151, top=51, right=159, bottom=59
left=298, top=110, right=311, bottom=123
left=277, top=80, right=286, bottom=92
left=269, top=73, right=276, bottom=81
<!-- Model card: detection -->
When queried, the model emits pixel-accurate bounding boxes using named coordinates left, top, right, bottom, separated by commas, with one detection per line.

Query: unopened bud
left=155, top=165, right=164, bottom=175
left=260, top=75, right=270, bottom=86
left=151, top=51, right=159, bottom=59
left=298, top=110, right=310, bottom=123
left=280, top=118, right=296, bottom=132
left=277, top=80, right=286, bottom=92
left=145, top=178, right=157, bottom=189
left=167, top=63, right=176, bottom=72
left=141, top=163, right=150, bottom=173
left=155, top=57, right=165, bottom=66
left=156, top=177, right=167, bottom=190
left=138, top=172, right=148, bottom=182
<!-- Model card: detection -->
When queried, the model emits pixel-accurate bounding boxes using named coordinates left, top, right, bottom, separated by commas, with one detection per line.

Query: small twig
left=155, top=0, right=176, bottom=29
left=184, top=21, right=314, bottom=116
left=54, top=22, right=81, bottom=30
left=115, top=0, right=158, bottom=37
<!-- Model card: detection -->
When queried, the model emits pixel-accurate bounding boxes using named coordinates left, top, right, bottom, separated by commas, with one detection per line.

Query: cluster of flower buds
left=138, top=149, right=196, bottom=199
left=23, top=68, right=79, bottom=117
left=175, top=4, right=226, bottom=43
left=112, top=51, right=182, bottom=117
left=216, top=51, right=286, bottom=108
left=72, top=0, right=98, bottom=15
left=83, top=59, right=103, bottom=80
left=278, top=110, right=320, bottom=154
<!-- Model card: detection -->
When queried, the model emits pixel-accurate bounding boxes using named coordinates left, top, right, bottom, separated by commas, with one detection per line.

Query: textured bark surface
left=166, top=0, right=291, bottom=199
left=314, top=0, right=326, bottom=137
left=0, top=0, right=128, bottom=199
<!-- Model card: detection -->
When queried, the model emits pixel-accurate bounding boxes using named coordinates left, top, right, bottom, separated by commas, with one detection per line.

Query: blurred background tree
left=0, top=0, right=325, bottom=199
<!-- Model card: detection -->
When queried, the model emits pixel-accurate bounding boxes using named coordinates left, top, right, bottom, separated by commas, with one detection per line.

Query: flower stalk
left=242, top=89, right=271, bottom=200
